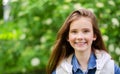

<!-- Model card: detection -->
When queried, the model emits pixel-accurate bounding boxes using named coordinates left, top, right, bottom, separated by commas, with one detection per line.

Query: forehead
left=70, top=17, right=93, bottom=29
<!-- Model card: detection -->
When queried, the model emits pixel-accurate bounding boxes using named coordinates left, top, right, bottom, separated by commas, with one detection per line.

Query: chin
left=75, top=48, right=87, bottom=52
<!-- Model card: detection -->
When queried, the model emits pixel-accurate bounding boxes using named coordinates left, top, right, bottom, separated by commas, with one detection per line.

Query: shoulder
left=52, top=70, right=56, bottom=74
left=56, top=54, right=73, bottom=74
left=114, top=63, right=120, bottom=74
left=94, top=49, right=111, bottom=59
left=95, top=49, right=115, bottom=74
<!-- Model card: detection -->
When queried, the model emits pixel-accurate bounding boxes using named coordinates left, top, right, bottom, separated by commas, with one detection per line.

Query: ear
left=66, top=36, right=69, bottom=42
left=93, top=34, right=97, bottom=41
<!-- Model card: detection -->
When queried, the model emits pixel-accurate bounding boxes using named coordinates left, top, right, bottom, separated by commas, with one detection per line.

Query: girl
left=46, top=8, right=120, bottom=74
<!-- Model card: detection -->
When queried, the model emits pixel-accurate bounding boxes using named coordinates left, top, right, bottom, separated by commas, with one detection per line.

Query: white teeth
left=75, top=42, right=86, bottom=45
left=75, top=42, right=86, bottom=43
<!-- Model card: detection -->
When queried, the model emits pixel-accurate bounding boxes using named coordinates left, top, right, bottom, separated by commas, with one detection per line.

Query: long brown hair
left=46, top=8, right=107, bottom=74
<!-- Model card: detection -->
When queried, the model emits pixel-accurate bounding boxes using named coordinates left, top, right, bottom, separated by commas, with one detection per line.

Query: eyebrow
left=70, top=27, right=91, bottom=30
left=82, top=27, right=91, bottom=29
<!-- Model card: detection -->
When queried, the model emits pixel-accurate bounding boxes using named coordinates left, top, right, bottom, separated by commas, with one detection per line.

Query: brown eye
left=70, top=30, right=77, bottom=34
left=83, top=30, right=90, bottom=33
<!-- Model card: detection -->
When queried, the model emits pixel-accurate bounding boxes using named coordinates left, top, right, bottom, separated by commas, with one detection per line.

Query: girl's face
left=67, top=17, right=96, bottom=52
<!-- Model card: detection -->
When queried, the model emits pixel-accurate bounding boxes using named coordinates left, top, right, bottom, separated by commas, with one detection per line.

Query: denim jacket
left=52, top=50, right=120, bottom=74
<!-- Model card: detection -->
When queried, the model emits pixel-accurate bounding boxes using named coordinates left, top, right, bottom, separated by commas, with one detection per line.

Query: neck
left=75, top=49, right=91, bottom=71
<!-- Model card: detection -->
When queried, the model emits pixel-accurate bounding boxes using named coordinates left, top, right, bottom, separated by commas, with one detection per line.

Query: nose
left=76, top=32, right=84, bottom=40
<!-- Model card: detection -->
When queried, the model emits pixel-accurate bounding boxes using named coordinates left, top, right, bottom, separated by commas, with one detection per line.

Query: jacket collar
left=59, top=50, right=112, bottom=73
left=72, top=52, right=96, bottom=72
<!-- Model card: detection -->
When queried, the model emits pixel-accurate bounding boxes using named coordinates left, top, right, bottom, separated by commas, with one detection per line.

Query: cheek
left=67, top=34, right=75, bottom=41
left=87, top=34, right=95, bottom=41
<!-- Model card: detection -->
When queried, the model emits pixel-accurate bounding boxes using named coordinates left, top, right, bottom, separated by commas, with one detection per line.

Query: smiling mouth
left=75, top=42, right=87, bottom=46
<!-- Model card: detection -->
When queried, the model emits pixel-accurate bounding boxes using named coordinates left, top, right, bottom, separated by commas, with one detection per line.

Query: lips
left=74, top=42, right=87, bottom=46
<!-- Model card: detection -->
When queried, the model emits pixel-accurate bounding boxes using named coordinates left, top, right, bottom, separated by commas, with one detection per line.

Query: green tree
left=0, top=0, right=120, bottom=73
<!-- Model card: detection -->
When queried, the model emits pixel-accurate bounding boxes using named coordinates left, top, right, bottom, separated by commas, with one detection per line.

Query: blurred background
left=0, top=0, right=120, bottom=74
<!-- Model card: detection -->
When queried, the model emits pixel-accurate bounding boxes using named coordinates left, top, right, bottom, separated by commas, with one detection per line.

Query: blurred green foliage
left=0, top=0, right=120, bottom=73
